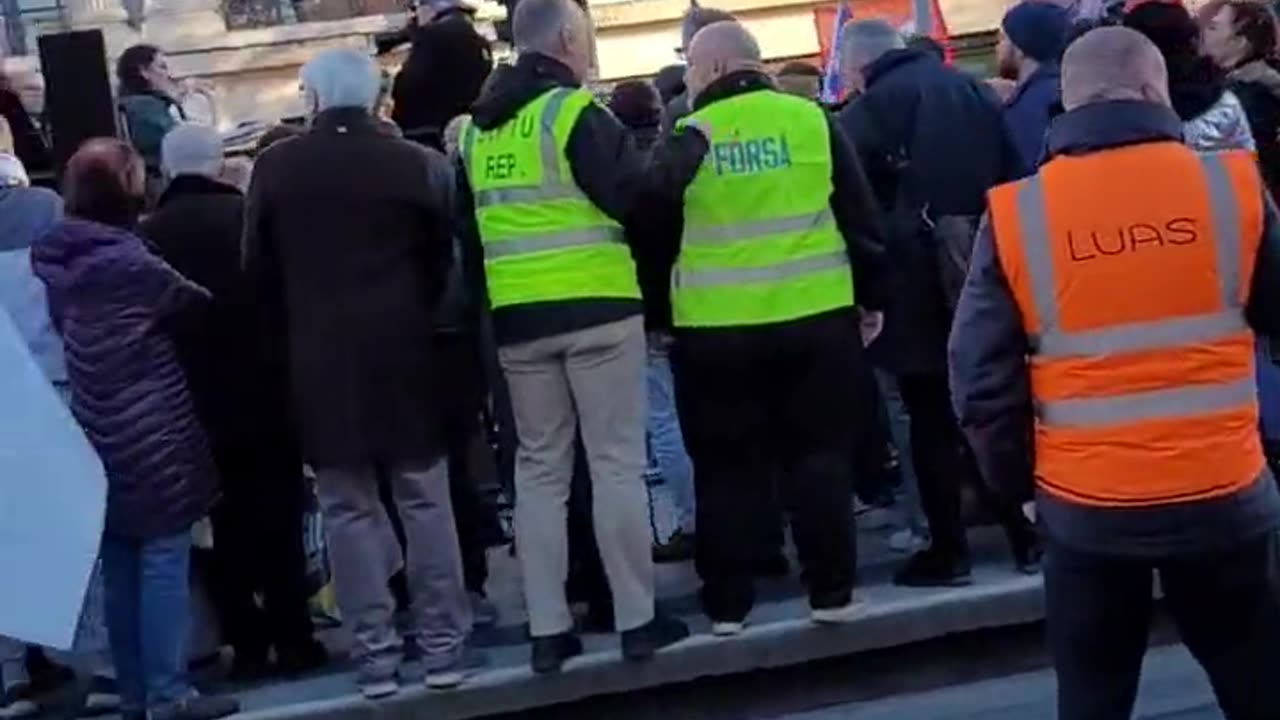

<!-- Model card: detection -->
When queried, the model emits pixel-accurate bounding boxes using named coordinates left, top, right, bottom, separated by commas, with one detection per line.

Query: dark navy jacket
left=949, top=100, right=1280, bottom=556
left=1003, top=63, right=1061, bottom=170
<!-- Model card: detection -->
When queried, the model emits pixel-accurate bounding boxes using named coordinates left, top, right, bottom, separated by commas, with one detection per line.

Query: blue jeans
left=647, top=340, right=695, bottom=532
left=101, top=530, right=194, bottom=713
left=874, top=370, right=927, bottom=535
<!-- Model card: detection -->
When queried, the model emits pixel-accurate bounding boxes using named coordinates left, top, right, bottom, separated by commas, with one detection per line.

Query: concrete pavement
left=217, top=520, right=1046, bottom=720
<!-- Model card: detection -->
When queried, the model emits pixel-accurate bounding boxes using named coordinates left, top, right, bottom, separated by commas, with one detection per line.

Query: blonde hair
left=0, top=116, right=13, bottom=155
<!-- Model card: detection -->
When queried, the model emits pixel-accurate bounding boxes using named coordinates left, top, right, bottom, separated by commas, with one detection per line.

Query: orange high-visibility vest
left=987, top=142, right=1265, bottom=507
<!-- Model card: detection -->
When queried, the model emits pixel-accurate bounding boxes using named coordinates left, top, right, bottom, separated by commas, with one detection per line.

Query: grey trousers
left=314, top=460, right=470, bottom=676
left=500, top=316, right=656, bottom=637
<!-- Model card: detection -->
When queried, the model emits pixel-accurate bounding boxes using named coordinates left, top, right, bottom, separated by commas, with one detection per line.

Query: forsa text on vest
left=1065, top=218, right=1198, bottom=262
left=711, top=136, right=792, bottom=176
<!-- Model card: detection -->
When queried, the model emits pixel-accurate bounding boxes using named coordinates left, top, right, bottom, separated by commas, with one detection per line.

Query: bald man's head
left=684, top=21, right=763, bottom=102
left=514, top=0, right=594, bottom=81
left=1061, top=26, right=1170, bottom=111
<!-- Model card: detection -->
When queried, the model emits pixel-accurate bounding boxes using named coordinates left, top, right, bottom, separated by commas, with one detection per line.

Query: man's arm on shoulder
left=948, top=216, right=1035, bottom=504
left=565, top=104, right=707, bottom=226
left=1247, top=190, right=1280, bottom=338
left=827, top=114, right=890, bottom=312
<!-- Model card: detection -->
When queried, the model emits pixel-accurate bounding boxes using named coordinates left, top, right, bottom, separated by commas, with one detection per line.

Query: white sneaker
left=358, top=677, right=399, bottom=700
left=811, top=596, right=869, bottom=624
left=711, top=621, right=745, bottom=637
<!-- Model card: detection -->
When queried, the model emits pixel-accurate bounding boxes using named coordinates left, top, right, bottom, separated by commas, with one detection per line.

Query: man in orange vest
left=950, top=27, right=1280, bottom=720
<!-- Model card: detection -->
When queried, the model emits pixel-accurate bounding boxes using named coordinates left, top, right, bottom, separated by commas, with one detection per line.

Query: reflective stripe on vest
left=463, top=87, right=638, bottom=308
left=1013, top=153, right=1253, bottom=428
left=671, top=90, right=853, bottom=328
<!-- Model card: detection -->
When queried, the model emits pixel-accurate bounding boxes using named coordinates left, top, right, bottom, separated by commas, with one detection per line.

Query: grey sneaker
left=425, top=648, right=490, bottom=690
left=356, top=665, right=399, bottom=700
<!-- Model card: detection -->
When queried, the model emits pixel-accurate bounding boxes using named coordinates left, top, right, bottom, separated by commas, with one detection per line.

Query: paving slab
left=220, top=525, right=1046, bottom=720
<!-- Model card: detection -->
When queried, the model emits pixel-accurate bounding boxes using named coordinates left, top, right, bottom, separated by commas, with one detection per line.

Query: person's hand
left=1021, top=501, right=1036, bottom=523
left=682, top=118, right=713, bottom=142
left=858, top=308, right=884, bottom=347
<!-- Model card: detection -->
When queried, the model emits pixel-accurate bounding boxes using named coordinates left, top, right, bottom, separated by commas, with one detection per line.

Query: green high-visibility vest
left=673, top=90, right=854, bottom=328
left=461, top=87, right=640, bottom=310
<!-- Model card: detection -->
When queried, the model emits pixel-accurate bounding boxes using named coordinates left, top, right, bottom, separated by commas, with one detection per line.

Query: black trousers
left=673, top=311, right=860, bottom=622
left=208, top=451, right=315, bottom=658
left=1045, top=533, right=1280, bottom=720
left=896, top=372, right=1034, bottom=560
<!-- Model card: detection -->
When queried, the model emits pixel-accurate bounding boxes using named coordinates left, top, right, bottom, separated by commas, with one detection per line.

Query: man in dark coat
left=243, top=49, right=474, bottom=697
left=837, top=19, right=1038, bottom=587
left=390, top=0, right=492, bottom=150
left=660, top=3, right=737, bottom=134
left=140, top=124, right=325, bottom=681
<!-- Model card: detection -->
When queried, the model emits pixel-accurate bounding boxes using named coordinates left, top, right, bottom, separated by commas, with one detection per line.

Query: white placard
left=0, top=310, right=105, bottom=650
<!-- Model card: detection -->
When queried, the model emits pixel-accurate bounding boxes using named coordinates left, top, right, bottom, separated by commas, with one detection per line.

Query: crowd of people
left=4, top=0, right=1280, bottom=717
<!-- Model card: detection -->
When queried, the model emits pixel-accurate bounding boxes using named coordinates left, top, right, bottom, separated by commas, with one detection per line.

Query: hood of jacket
left=1230, top=59, right=1280, bottom=100
left=863, top=48, right=936, bottom=89
left=470, top=53, right=578, bottom=131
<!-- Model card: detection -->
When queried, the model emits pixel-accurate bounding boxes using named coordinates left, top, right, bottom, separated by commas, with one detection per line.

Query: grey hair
left=161, top=122, right=223, bottom=179
left=299, top=48, right=381, bottom=112
left=839, top=19, right=906, bottom=72
left=513, top=0, right=581, bottom=55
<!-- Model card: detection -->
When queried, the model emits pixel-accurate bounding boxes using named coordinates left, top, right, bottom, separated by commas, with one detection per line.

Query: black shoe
left=754, top=552, right=790, bottom=578
left=530, top=632, right=583, bottom=674
left=893, top=549, right=974, bottom=587
left=1014, top=539, right=1043, bottom=575
left=0, top=682, right=39, bottom=719
left=150, top=695, right=240, bottom=720
left=621, top=615, right=690, bottom=662
left=276, top=638, right=330, bottom=676
left=653, top=530, right=695, bottom=564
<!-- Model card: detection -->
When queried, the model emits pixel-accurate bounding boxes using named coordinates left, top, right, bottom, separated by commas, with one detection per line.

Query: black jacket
left=455, top=53, right=707, bottom=346
left=244, top=108, right=455, bottom=467
left=638, top=70, right=890, bottom=326
left=1229, top=59, right=1280, bottom=196
left=391, top=9, right=493, bottom=150
left=838, top=49, right=1025, bottom=375
left=140, top=175, right=301, bottom=482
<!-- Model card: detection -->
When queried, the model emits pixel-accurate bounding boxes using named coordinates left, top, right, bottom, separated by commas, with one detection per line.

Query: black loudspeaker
left=37, top=30, right=118, bottom=171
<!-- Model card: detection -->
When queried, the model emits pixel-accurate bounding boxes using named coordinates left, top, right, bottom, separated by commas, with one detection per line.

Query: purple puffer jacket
left=32, top=218, right=217, bottom=539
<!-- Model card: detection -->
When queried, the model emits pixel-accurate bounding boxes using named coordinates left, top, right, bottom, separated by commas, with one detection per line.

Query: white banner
left=0, top=310, right=105, bottom=650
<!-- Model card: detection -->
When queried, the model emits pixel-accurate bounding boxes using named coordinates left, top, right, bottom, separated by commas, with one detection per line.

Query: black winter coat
left=141, top=175, right=302, bottom=485
left=837, top=49, right=1026, bottom=376
left=244, top=108, right=456, bottom=468
left=1230, top=59, right=1280, bottom=197
left=391, top=10, right=492, bottom=150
